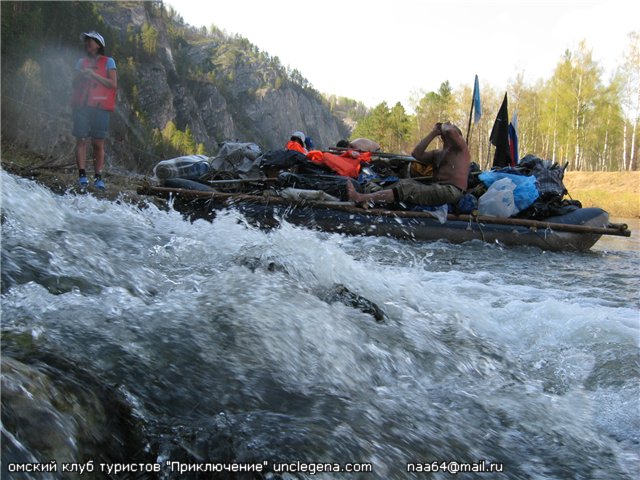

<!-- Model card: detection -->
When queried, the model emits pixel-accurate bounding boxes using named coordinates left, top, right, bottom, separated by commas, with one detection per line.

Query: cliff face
left=0, top=2, right=349, bottom=173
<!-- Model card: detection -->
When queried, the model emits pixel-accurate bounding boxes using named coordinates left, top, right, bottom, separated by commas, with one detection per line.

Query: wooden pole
left=203, top=177, right=277, bottom=185
left=466, top=75, right=477, bottom=144
left=137, top=184, right=631, bottom=238
left=466, top=95, right=474, bottom=145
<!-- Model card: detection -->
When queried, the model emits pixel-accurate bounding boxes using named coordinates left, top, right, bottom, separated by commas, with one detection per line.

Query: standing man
left=346, top=122, right=470, bottom=206
left=71, top=31, right=117, bottom=189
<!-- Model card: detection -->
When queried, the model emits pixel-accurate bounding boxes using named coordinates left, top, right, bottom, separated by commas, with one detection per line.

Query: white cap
left=81, top=31, right=105, bottom=48
left=291, top=131, right=306, bottom=143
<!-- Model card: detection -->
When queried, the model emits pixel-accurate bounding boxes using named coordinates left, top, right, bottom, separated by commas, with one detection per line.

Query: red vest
left=71, top=56, right=116, bottom=111
left=285, top=140, right=308, bottom=155
left=307, top=150, right=371, bottom=178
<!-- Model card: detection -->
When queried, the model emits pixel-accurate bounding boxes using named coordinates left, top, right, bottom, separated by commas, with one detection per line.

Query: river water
left=1, top=171, right=639, bottom=479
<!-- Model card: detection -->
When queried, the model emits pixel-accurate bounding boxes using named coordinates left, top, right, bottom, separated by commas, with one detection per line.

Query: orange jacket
left=306, top=150, right=371, bottom=178
left=285, top=140, right=308, bottom=155
left=71, top=56, right=116, bottom=111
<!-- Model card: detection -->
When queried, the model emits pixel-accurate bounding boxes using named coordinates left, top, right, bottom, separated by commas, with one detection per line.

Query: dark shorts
left=72, top=107, right=110, bottom=139
left=393, top=179, right=464, bottom=206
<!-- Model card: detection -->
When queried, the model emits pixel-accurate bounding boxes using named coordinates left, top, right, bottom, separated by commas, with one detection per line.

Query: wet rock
left=320, top=284, right=386, bottom=323
left=230, top=254, right=385, bottom=322
left=1, top=349, right=152, bottom=478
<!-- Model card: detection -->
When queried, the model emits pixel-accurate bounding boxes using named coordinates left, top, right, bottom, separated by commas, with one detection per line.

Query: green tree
left=183, top=126, right=196, bottom=153
left=540, top=43, right=602, bottom=170
left=415, top=91, right=442, bottom=139
left=351, top=102, right=412, bottom=152
left=437, top=81, right=455, bottom=119
left=387, top=102, right=411, bottom=152
left=141, top=22, right=158, bottom=55
left=589, top=78, right=624, bottom=170
left=619, top=31, right=640, bottom=170
left=508, top=73, right=544, bottom=160
left=413, top=81, right=456, bottom=141
left=162, top=121, right=177, bottom=142
left=352, top=102, right=390, bottom=149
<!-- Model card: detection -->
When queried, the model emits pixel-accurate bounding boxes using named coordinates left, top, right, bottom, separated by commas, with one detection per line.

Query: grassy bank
left=563, top=171, right=639, bottom=218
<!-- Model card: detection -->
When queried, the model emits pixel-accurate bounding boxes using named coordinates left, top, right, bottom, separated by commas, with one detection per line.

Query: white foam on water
left=2, top=171, right=639, bottom=477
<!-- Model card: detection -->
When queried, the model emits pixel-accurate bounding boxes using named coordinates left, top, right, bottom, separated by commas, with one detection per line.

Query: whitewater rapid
left=2, top=171, right=638, bottom=479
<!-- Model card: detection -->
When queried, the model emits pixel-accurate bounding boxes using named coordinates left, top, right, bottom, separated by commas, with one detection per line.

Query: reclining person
left=346, top=122, right=469, bottom=207
left=336, top=137, right=381, bottom=152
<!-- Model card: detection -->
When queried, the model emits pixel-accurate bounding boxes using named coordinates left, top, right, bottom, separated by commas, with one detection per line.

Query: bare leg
left=75, top=138, right=88, bottom=171
left=91, top=138, right=105, bottom=175
left=346, top=181, right=395, bottom=206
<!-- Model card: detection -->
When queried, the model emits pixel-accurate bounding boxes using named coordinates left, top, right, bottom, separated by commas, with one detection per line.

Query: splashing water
left=2, top=171, right=639, bottom=478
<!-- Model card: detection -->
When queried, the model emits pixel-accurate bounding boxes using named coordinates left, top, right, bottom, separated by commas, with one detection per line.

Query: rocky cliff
left=1, top=1, right=349, bottom=173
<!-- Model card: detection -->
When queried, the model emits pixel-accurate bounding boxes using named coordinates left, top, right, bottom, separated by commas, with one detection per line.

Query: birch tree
left=619, top=31, right=640, bottom=171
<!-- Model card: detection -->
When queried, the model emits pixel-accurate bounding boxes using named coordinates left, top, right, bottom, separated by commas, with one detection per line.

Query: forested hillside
left=1, top=1, right=350, bottom=173
left=353, top=38, right=639, bottom=172
left=2, top=2, right=636, bottom=173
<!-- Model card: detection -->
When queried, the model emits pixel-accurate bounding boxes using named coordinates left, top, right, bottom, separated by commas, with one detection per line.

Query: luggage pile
left=142, top=137, right=630, bottom=251
left=151, top=143, right=577, bottom=222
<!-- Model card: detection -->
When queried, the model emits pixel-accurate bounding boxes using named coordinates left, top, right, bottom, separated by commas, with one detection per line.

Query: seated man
left=346, top=122, right=470, bottom=206
left=286, top=131, right=308, bottom=154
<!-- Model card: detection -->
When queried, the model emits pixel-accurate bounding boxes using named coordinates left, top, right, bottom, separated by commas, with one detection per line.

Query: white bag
left=478, top=177, right=518, bottom=217
left=153, top=155, right=210, bottom=180
left=431, top=204, right=449, bottom=224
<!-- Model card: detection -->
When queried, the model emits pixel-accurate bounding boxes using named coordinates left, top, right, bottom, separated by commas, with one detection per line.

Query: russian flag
left=509, top=112, right=519, bottom=165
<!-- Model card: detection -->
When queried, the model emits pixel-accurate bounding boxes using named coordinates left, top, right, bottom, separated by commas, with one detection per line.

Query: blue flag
left=473, top=75, right=482, bottom=123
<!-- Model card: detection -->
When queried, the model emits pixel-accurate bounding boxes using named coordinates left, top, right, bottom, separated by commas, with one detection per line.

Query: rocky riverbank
left=1, top=145, right=157, bottom=207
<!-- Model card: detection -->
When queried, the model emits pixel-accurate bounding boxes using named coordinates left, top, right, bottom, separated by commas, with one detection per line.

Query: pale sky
left=166, top=0, right=638, bottom=108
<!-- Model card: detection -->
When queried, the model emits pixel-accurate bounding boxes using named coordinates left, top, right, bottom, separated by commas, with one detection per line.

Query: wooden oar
left=203, top=177, right=277, bottom=186
left=137, top=184, right=631, bottom=238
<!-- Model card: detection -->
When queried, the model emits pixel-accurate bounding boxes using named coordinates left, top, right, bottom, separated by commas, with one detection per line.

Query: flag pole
left=465, top=79, right=476, bottom=144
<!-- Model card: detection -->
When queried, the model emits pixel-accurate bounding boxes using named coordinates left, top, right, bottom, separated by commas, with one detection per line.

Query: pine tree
left=162, top=121, right=177, bottom=142
left=183, top=126, right=196, bottom=153
left=141, top=23, right=158, bottom=55
left=387, top=102, right=411, bottom=152
left=352, top=102, right=390, bottom=149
